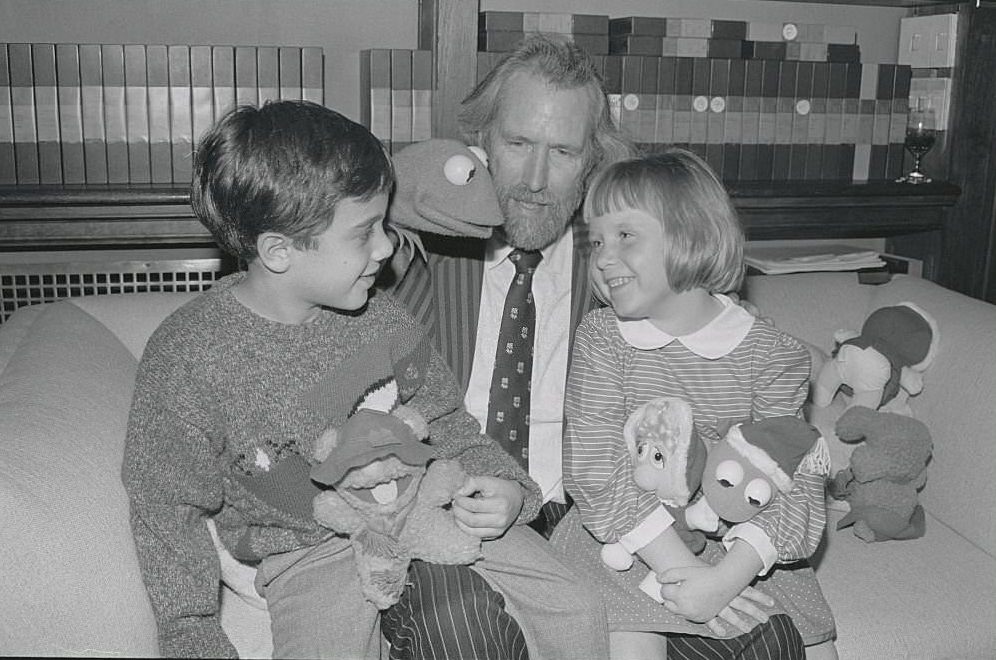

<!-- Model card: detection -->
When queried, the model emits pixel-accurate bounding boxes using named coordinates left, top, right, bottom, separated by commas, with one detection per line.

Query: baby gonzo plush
left=310, top=390, right=482, bottom=610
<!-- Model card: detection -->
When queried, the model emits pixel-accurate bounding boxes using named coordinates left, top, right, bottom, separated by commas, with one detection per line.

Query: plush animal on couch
left=310, top=382, right=482, bottom=610
left=812, top=302, right=939, bottom=415
left=829, top=405, right=934, bottom=542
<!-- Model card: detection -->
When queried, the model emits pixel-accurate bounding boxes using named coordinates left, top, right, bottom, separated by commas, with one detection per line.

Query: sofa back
left=745, top=273, right=996, bottom=559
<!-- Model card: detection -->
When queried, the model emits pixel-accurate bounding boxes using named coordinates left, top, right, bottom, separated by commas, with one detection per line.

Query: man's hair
left=583, top=148, right=745, bottom=294
left=459, top=34, right=633, bottom=184
left=191, top=100, right=394, bottom=261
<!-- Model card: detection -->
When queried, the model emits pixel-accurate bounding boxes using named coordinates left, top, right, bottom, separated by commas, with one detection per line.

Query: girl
left=550, top=149, right=837, bottom=660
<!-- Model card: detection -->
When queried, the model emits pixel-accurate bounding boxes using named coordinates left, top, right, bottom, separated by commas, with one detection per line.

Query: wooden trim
left=0, top=181, right=960, bottom=250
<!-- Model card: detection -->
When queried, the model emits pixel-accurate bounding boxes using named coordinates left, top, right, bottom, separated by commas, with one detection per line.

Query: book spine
left=32, top=43, right=62, bottom=184
left=363, top=49, right=392, bottom=150
left=55, top=44, right=86, bottom=184
left=301, top=47, right=324, bottom=104
left=256, top=46, right=279, bottom=106
left=390, top=49, right=413, bottom=153
left=9, top=43, right=40, bottom=184
left=101, top=44, right=128, bottom=183
left=212, top=46, right=236, bottom=121
left=190, top=45, right=214, bottom=151
left=0, top=45, right=16, bottom=183
left=124, top=44, right=151, bottom=183
left=146, top=45, right=172, bottom=183
left=279, top=47, right=302, bottom=101
left=411, top=49, right=432, bottom=142
left=235, top=46, right=258, bottom=107
left=78, top=43, right=107, bottom=184
left=168, top=45, right=192, bottom=183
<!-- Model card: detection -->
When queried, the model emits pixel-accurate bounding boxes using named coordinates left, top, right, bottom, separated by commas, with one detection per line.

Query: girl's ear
left=256, top=232, right=292, bottom=274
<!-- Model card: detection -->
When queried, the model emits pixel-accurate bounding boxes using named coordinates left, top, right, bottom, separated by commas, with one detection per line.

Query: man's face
left=489, top=72, right=593, bottom=251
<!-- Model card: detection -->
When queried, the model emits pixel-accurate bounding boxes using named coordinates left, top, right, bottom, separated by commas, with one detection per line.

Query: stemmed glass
left=897, top=100, right=937, bottom=184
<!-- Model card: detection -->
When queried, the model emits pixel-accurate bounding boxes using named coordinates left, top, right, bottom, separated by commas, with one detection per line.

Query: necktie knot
left=510, top=249, right=543, bottom=274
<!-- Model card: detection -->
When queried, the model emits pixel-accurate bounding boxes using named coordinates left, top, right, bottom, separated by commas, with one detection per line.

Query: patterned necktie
left=486, top=249, right=543, bottom=469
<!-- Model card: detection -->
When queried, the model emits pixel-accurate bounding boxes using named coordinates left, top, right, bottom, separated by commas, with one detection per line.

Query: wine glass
left=897, top=100, right=937, bottom=184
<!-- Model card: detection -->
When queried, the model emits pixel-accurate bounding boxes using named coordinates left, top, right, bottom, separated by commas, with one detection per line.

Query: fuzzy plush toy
left=598, top=398, right=711, bottom=603
left=812, top=302, right=939, bottom=415
left=684, top=416, right=824, bottom=533
left=829, top=405, right=933, bottom=542
left=310, top=384, right=482, bottom=610
left=600, top=397, right=708, bottom=574
left=386, top=138, right=504, bottom=277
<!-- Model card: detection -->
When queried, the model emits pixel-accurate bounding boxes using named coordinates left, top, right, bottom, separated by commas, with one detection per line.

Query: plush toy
left=310, top=382, right=482, bottom=610
left=684, top=416, right=824, bottom=534
left=599, top=402, right=823, bottom=603
left=829, top=405, right=933, bottom=542
left=599, top=397, right=709, bottom=574
left=812, top=302, right=939, bottom=414
left=386, top=138, right=504, bottom=276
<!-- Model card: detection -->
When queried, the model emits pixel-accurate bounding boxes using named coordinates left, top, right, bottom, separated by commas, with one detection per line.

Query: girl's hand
left=451, top=476, right=525, bottom=540
left=658, top=565, right=773, bottom=636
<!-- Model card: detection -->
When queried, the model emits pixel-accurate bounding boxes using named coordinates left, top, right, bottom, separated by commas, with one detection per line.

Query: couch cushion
left=69, top=292, right=200, bottom=360
left=0, top=301, right=159, bottom=656
left=816, top=509, right=996, bottom=659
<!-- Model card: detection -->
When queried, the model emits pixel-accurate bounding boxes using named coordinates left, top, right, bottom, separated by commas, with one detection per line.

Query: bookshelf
left=0, top=180, right=960, bottom=281
left=2, top=0, right=991, bottom=298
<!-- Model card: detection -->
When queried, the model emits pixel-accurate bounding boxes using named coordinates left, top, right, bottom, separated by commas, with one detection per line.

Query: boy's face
left=291, top=192, right=393, bottom=313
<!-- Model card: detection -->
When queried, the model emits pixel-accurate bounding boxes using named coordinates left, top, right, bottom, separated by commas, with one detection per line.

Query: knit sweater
left=123, top=272, right=540, bottom=657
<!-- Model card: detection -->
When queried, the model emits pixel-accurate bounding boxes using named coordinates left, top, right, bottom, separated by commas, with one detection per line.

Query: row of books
left=360, top=49, right=433, bottom=154
left=675, top=142, right=907, bottom=183
left=478, top=12, right=859, bottom=60
left=0, top=43, right=324, bottom=186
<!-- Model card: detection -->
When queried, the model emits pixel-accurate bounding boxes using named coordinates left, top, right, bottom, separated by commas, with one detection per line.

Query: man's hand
left=658, top=565, right=774, bottom=636
left=452, top=475, right=525, bottom=540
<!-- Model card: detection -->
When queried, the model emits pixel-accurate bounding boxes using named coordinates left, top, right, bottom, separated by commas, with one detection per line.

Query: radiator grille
left=0, top=256, right=227, bottom=323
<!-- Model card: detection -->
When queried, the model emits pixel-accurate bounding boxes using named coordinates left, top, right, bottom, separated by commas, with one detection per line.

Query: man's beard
left=496, top=181, right=584, bottom=251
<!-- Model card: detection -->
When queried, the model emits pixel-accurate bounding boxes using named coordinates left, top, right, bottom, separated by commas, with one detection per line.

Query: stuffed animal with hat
left=310, top=379, right=482, bottom=610
left=684, top=416, right=825, bottom=535
left=385, top=138, right=504, bottom=280
left=812, top=302, right=939, bottom=415
left=828, top=405, right=933, bottom=542
left=598, top=398, right=709, bottom=601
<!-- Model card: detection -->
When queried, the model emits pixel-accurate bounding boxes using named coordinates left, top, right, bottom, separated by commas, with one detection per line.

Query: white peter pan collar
left=617, top=294, right=755, bottom=359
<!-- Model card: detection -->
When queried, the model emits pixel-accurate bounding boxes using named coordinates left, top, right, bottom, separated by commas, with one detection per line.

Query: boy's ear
left=256, top=232, right=293, bottom=274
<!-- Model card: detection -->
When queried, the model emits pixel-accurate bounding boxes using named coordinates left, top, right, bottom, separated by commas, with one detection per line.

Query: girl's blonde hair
left=582, top=148, right=744, bottom=294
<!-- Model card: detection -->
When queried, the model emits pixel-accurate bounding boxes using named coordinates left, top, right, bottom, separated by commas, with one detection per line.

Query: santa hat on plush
left=725, top=416, right=821, bottom=493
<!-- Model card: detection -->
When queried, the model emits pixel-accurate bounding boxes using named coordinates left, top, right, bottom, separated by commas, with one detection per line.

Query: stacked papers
left=745, top=245, right=886, bottom=275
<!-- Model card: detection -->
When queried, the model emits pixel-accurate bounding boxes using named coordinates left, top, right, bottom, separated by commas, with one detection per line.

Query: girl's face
left=588, top=206, right=673, bottom=322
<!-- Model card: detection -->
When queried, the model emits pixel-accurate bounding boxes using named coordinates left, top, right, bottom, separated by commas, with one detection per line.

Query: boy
left=123, top=100, right=606, bottom=659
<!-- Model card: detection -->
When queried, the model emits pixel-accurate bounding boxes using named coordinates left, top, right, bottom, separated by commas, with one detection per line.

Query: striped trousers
left=381, top=500, right=806, bottom=660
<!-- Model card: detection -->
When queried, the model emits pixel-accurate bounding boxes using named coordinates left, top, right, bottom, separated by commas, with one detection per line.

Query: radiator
left=0, top=249, right=232, bottom=323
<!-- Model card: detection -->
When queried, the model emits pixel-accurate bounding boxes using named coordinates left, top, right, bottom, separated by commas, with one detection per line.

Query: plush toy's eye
left=443, top=154, right=477, bottom=185
left=652, top=449, right=665, bottom=468
left=636, top=442, right=649, bottom=459
left=744, top=479, right=773, bottom=508
left=714, top=459, right=744, bottom=488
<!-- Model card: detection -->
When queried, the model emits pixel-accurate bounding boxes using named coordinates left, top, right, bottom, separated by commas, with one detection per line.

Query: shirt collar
left=484, top=228, right=573, bottom=273
left=616, top=294, right=755, bottom=358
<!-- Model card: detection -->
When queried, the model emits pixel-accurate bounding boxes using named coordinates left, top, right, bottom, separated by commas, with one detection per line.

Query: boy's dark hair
left=191, top=100, right=394, bottom=260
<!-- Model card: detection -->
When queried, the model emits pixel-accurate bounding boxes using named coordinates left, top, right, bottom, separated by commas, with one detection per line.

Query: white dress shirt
left=464, top=229, right=574, bottom=504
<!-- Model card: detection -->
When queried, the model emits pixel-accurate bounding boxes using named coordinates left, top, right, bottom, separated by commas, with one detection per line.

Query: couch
left=1, top=272, right=994, bottom=659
